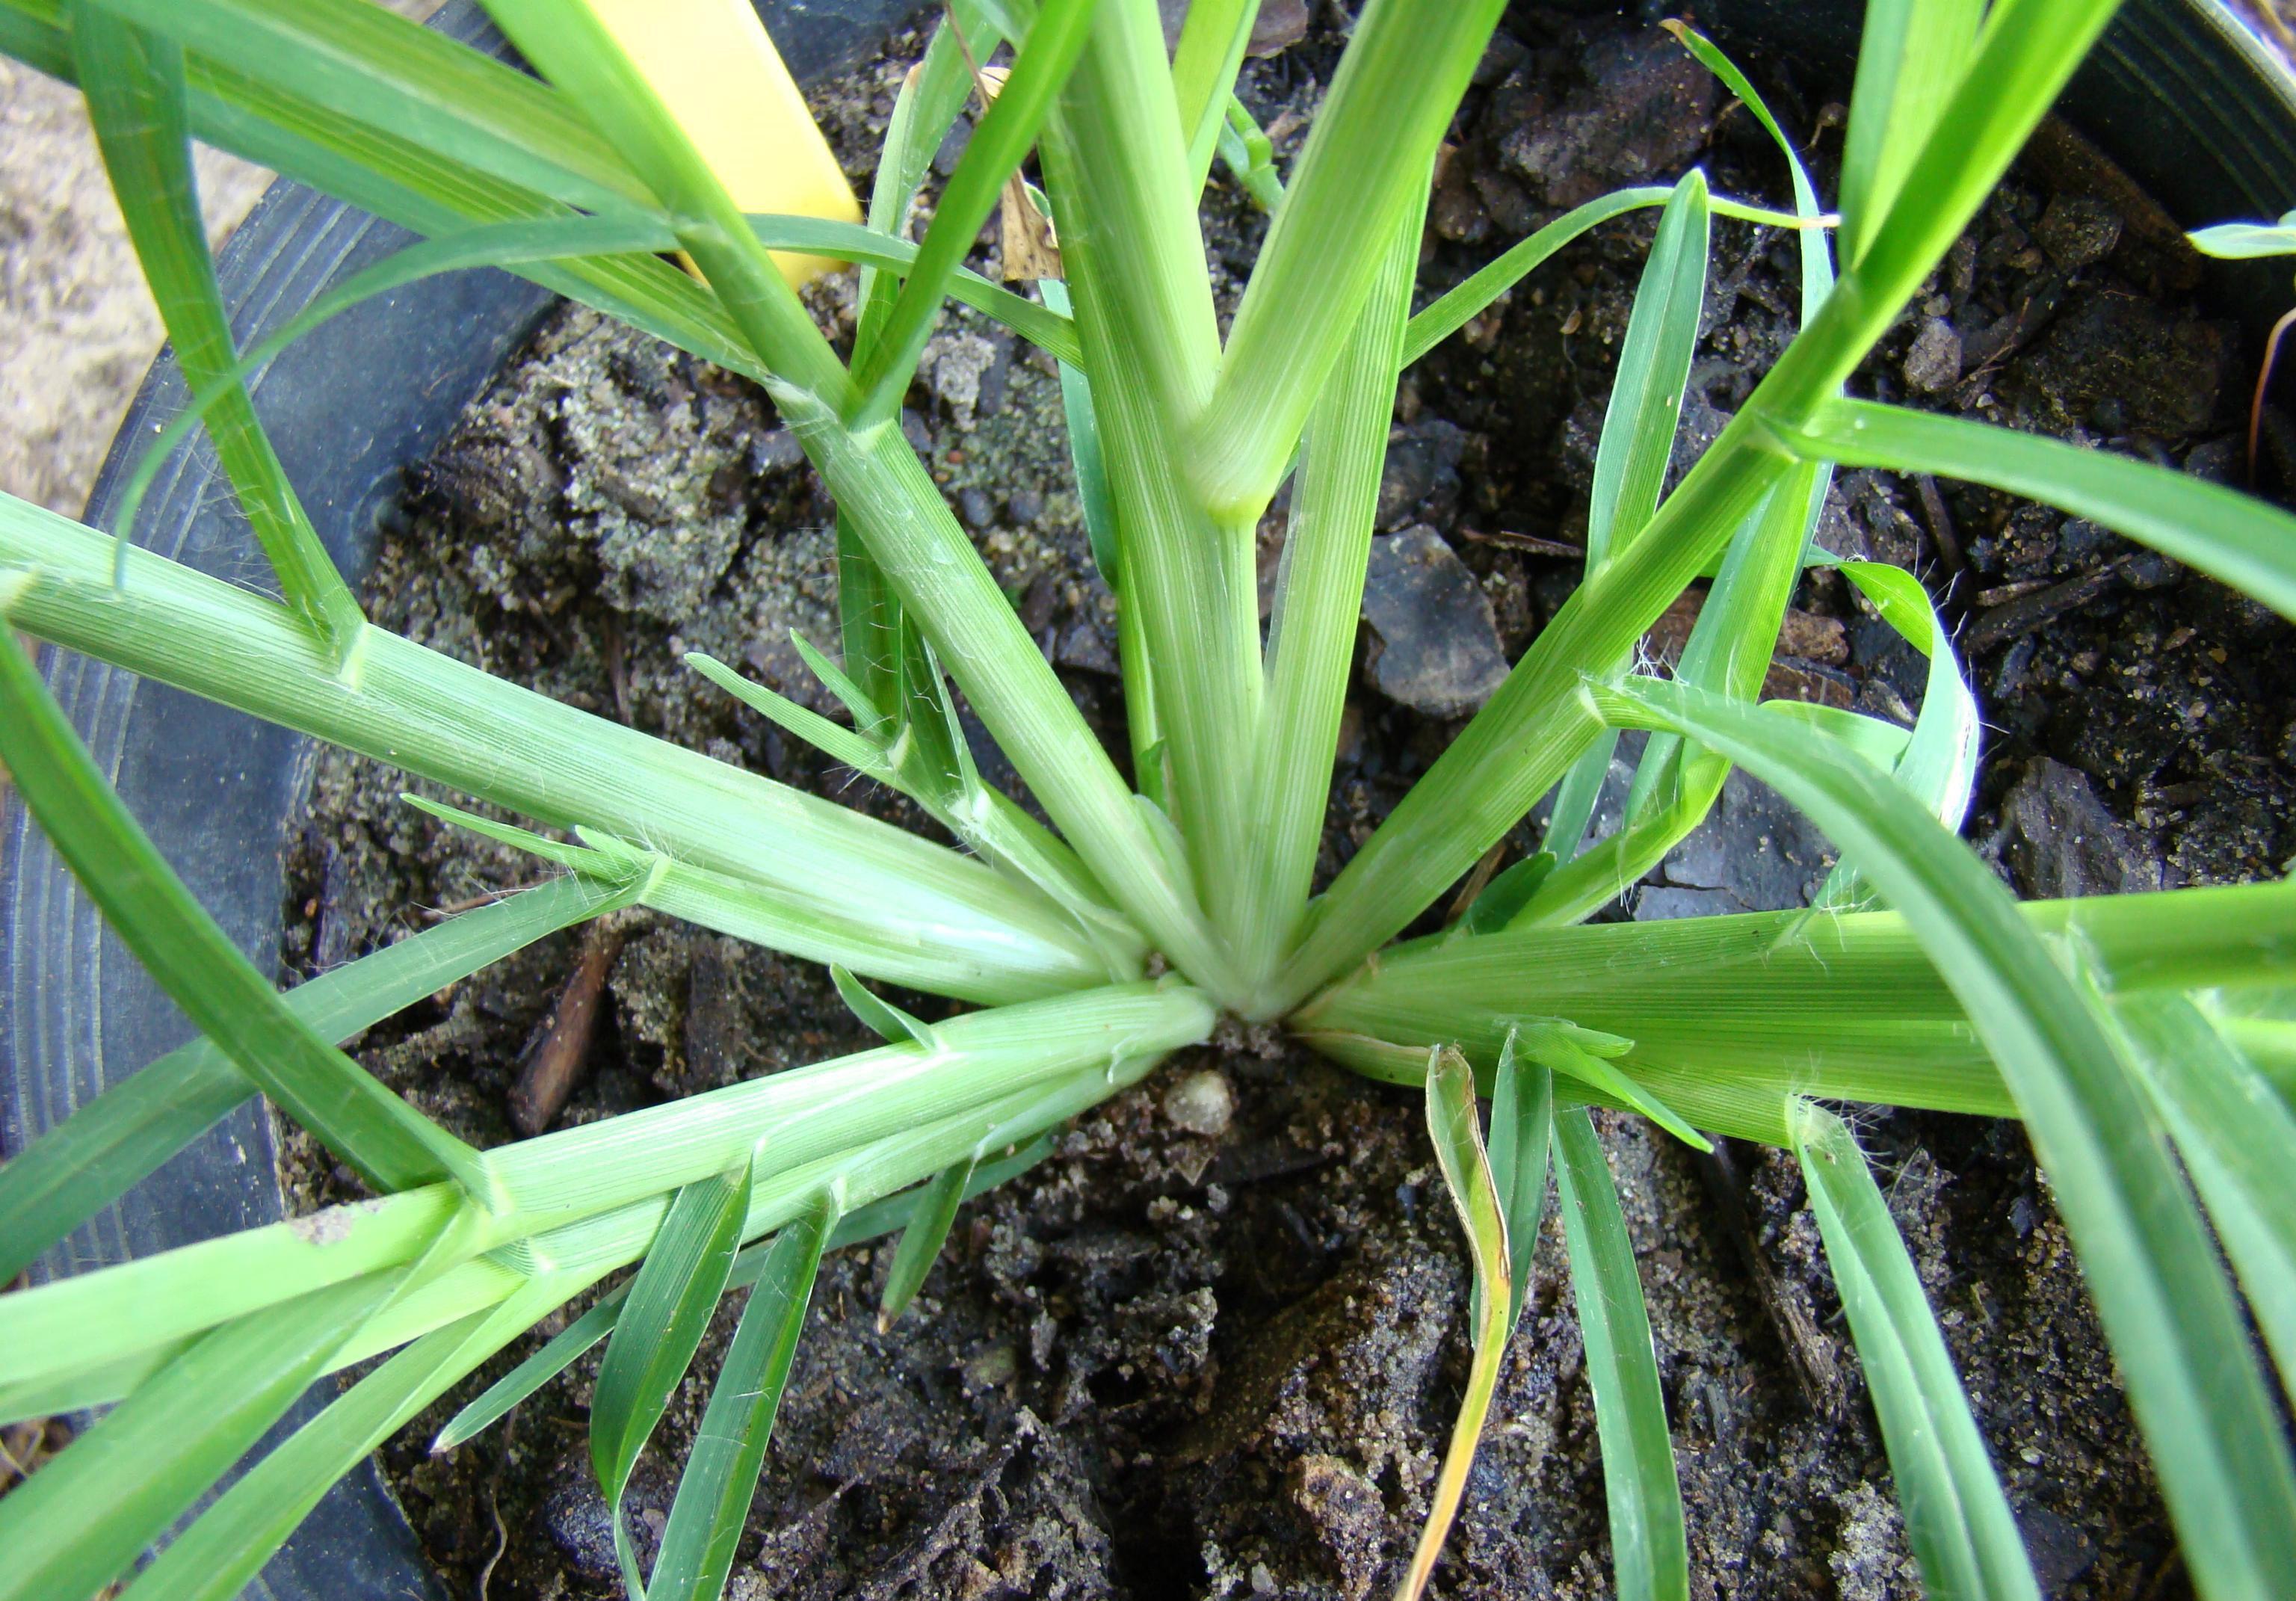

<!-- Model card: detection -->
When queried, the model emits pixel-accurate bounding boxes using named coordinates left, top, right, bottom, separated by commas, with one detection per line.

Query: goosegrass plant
left=2, top=0, right=2296, bottom=1596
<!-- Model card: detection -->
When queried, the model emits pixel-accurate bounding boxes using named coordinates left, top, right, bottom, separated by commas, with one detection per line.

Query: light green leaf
left=831, top=963, right=943, bottom=1049
left=2114, top=993, right=2296, bottom=1407
left=649, top=1194, right=835, bottom=1601
left=2188, top=218, right=2296, bottom=259
left=1171, top=0, right=1257, bottom=195
left=1216, top=95, right=1283, bottom=211
left=1591, top=673, right=2296, bottom=1600
left=1486, top=1028, right=1555, bottom=1327
left=0, top=1267, right=402, bottom=1601
left=116, top=1271, right=591, bottom=1601
left=1836, top=0, right=1982, bottom=268
left=591, top=1161, right=753, bottom=1600
left=433, top=1135, right=1058, bottom=1455
left=70, top=1, right=362, bottom=658
left=0, top=873, right=626, bottom=1284
left=1812, top=559, right=1979, bottom=910
left=1553, top=1105, right=1688, bottom=1601
left=1790, top=1099, right=2040, bottom=1601
left=1786, top=397, right=2296, bottom=623
left=0, top=622, right=494, bottom=1203
left=1517, top=1025, right=1711, bottom=1154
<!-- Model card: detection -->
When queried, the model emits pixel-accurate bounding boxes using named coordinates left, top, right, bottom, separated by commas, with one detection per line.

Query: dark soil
left=271, top=7, right=2296, bottom=1598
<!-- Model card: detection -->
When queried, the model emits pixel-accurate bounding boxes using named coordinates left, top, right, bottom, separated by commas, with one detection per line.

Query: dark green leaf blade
left=591, top=1161, right=753, bottom=1599
left=70, top=1, right=362, bottom=657
left=649, top=1195, right=836, bottom=1601
left=850, top=0, right=1101, bottom=427
left=1790, top=1099, right=2040, bottom=1601
left=1546, top=170, right=1712, bottom=860
left=1553, top=1105, right=1688, bottom=1601
left=2114, top=993, right=2296, bottom=1405
left=877, top=1158, right=975, bottom=1330
left=1486, top=1028, right=1555, bottom=1326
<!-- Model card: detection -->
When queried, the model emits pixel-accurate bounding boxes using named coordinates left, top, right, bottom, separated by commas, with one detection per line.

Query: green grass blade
left=685, top=650, right=890, bottom=777
left=1401, top=187, right=1818, bottom=369
left=1836, top=0, right=1982, bottom=268
left=1192, top=0, right=1507, bottom=516
left=1547, top=171, right=1712, bottom=860
left=112, top=213, right=1073, bottom=556
left=1171, top=0, right=1256, bottom=197
left=0, top=874, right=623, bottom=1284
left=1300, top=878, right=2296, bottom=1142
left=1216, top=96, right=1283, bottom=210
left=1810, top=559, right=1978, bottom=910
left=1786, top=398, right=2296, bottom=621
left=1663, top=22, right=1833, bottom=311
left=851, top=0, right=1101, bottom=428
left=1587, top=173, right=1711, bottom=563
left=1238, top=191, right=1419, bottom=991
left=650, top=1196, right=835, bottom=1601
left=1591, top=674, right=2296, bottom=1600
left=877, top=1159, right=974, bottom=1330
left=591, top=1160, right=753, bottom=1598
left=2114, top=993, right=2296, bottom=1405
left=115, top=1271, right=592, bottom=1601
left=1461, top=851, right=1556, bottom=935
left=857, top=4, right=1003, bottom=315
left=1272, top=0, right=2126, bottom=1011
left=838, top=3, right=1004, bottom=724
left=1040, top=277, right=1122, bottom=584
left=88, top=0, right=656, bottom=218
left=1519, top=1029, right=1710, bottom=1154
left=0, top=1268, right=401, bottom=1601
left=1789, top=1099, right=2040, bottom=1601
left=1486, top=1030, right=1554, bottom=1327
left=70, top=2, right=362, bottom=660
left=1399, top=1046, right=1514, bottom=1601
left=2188, top=217, right=2296, bottom=258
left=0, top=617, right=493, bottom=1201
left=831, top=964, right=942, bottom=1049
left=434, top=1135, right=1058, bottom=1454
left=115, top=213, right=680, bottom=548
left=1553, top=1105, right=1688, bottom=1601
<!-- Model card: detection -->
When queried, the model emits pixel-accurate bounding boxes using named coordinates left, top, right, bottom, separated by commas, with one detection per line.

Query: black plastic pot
left=0, top=4, right=919, bottom=1595
left=1, top=1, right=2291, bottom=1596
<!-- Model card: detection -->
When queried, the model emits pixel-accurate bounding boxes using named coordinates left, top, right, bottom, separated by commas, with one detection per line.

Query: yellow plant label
left=580, top=0, right=860, bottom=285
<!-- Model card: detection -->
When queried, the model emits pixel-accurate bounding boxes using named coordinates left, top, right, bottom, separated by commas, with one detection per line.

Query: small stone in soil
left=1904, top=316, right=1963, bottom=395
left=1991, top=756, right=2162, bottom=897
left=1360, top=524, right=1510, bottom=718
left=1162, top=1068, right=1235, bottom=1138
left=2034, top=192, right=2124, bottom=271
